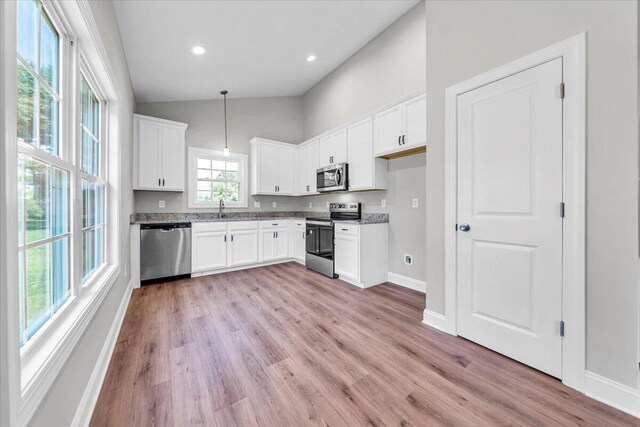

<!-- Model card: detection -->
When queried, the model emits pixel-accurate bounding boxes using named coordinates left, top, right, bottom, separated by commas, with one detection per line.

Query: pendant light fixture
left=221, top=90, right=230, bottom=156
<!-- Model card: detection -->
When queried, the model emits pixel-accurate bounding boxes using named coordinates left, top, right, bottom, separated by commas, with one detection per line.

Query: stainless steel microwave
left=316, top=163, right=349, bottom=193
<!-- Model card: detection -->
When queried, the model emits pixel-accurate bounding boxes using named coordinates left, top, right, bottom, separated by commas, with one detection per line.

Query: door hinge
left=560, top=320, right=565, bottom=337
left=560, top=83, right=565, bottom=99
left=560, top=202, right=565, bottom=218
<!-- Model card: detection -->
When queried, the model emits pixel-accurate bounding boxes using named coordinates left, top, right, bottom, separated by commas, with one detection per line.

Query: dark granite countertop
left=130, top=211, right=388, bottom=225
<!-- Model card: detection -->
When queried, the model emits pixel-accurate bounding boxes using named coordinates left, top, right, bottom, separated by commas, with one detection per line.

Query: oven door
left=305, top=222, right=334, bottom=260
left=316, top=163, right=348, bottom=192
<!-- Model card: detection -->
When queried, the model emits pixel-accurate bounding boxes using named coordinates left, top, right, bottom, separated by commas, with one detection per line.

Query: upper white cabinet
left=319, top=128, right=347, bottom=168
left=374, top=93, right=426, bottom=158
left=347, top=117, right=387, bottom=191
left=133, top=114, right=188, bottom=191
left=298, top=139, right=319, bottom=194
left=250, top=138, right=296, bottom=195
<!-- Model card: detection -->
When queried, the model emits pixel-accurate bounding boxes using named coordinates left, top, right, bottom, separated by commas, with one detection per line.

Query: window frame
left=187, top=146, right=248, bottom=208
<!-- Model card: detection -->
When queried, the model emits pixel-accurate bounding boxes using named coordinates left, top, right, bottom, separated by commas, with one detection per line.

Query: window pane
left=82, top=227, right=104, bottom=282
left=17, top=61, right=37, bottom=146
left=18, top=156, right=25, bottom=246
left=82, top=229, right=91, bottom=279
left=197, top=180, right=212, bottom=191
left=17, top=0, right=38, bottom=68
left=219, top=170, right=238, bottom=182
left=197, top=158, right=211, bottom=169
left=212, top=160, right=225, bottom=170
left=24, top=157, right=50, bottom=243
left=52, top=237, right=69, bottom=310
left=95, top=184, right=105, bottom=226
left=197, top=191, right=212, bottom=202
left=81, top=77, right=100, bottom=176
left=40, top=13, right=59, bottom=92
left=81, top=130, right=99, bottom=176
left=52, top=167, right=68, bottom=236
left=94, top=226, right=104, bottom=272
left=18, top=250, right=26, bottom=345
left=227, top=182, right=239, bottom=202
left=26, top=243, right=51, bottom=336
left=197, top=168, right=211, bottom=179
left=226, top=161, right=238, bottom=171
left=39, top=85, right=59, bottom=156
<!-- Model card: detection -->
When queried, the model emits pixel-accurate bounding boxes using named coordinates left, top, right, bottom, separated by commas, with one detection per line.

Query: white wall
left=425, top=0, right=638, bottom=388
left=134, top=96, right=304, bottom=213
left=300, top=1, right=426, bottom=282
left=28, top=1, right=136, bottom=425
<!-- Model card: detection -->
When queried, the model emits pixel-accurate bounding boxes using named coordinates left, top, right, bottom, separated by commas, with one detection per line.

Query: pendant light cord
left=221, top=90, right=229, bottom=152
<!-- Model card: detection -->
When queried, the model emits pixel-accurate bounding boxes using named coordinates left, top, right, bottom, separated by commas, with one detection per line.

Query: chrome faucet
left=218, top=199, right=225, bottom=218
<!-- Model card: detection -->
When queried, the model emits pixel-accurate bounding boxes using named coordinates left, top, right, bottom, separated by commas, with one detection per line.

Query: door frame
left=442, top=33, right=586, bottom=391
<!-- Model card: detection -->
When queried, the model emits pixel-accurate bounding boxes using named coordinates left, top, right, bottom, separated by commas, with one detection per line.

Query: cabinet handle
left=275, top=231, right=278, bottom=238
left=273, top=231, right=275, bottom=238
left=306, top=185, right=309, bottom=192
left=302, top=231, right=305, bottom=239
left=162, top=178, right=165, bottom=186
left=272, top=223, right=278, bottom=226
left=158, top=178, right=161, bottom=186
left=402, top=135, right=405, bottom=145
left=341, top=228, right=348, bottom=231
left=224, top=235, right=227, bottom=242
left=231, top=235, right=234, bottom=242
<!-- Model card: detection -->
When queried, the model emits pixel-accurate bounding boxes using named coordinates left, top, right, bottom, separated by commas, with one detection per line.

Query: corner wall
left=425, top=0, right=638, bottom=389
left=28, top=1, right=136, bottom=425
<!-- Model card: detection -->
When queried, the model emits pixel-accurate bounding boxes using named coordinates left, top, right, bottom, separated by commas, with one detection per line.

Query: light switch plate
left=381, top=199, right=386, bottom=208
left=254, top=201, right=261, bottom=208
left=272, top=202, right=277, bottom=208
left=412, top=198, right=419, bottom=208
left=159, top=200, right=165, bottom=209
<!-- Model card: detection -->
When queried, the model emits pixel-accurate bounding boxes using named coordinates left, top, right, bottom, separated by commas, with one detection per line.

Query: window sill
left=18, top=263, right=121, bottom=426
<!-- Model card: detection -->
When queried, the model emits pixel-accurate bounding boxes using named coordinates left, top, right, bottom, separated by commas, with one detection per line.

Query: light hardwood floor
left=90, top=262, right=639, bottom=426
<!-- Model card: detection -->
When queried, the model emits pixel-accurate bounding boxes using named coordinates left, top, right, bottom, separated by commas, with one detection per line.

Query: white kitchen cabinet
left=334, top=222, right=388, bottom=288
left=298, top=139, right=319, bottom=194
left=347, top=117, right=387, bottom=191
left=258, top=221, right=289, bottom=262
left=191, top=223, right=227, bottom=272
left=319, top=128, right=347, bottom=168
left=250, top=138, right=296, bottom=195
left=290, top=220, right=306, bottom=263
left=374, top=92, right=426, bottom=158
left=228, top=222, right=259, bottom=267
left=133, top=114, right=188, bottom=191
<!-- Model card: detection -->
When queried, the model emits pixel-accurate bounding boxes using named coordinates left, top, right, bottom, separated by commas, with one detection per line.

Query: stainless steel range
left=305, top=202, right=361, bottom=278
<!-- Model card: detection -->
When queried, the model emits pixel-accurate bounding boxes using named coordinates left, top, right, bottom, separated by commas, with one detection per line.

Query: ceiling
left=113, top=0, right=419, bottom=103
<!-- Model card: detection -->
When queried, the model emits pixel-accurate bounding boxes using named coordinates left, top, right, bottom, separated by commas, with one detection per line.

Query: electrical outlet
left=272, top=201, right=277, bottom=208
left=308, top=202, right=313, bottom=208
left=158, top=200, right=165, bottom=209
left=404, top=254, right=413, bottom=265
left=254, top=201, right=261, bottom=208
left=412, top=198, right=419, bottom=208
left=381, top=199, right=386, bottom=208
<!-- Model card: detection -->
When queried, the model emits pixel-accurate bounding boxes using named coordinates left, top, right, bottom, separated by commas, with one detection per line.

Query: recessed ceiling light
left=307, top=55, right=316, bottom=62
left=191, top=46, right=206, bottom=55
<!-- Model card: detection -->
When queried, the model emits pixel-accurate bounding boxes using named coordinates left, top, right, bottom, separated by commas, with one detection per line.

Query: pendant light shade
left=221, top=90, right=230, bottom=156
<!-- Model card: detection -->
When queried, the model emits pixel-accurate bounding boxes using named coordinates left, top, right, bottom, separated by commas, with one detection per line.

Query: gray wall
left=300, top=1, right=426, bottom=282
left=134, top=97, right=304, bottom=213
left=425, top=0, right=638, bottom=388
left=29, top=1, right=136, bottom=425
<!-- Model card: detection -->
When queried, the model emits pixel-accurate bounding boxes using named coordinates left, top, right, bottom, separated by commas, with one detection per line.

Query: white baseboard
left=584, top=371, right=640, bottom=418
left=422, top=309, right=449, bottom=333
left=71, top=279, right=133, bottom=427
left=387, top=272, right=426, bottom=293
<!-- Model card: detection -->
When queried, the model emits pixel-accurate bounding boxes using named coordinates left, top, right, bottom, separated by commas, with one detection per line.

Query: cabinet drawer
left=228, top=221, right=258, bottom=231
left=192, top=222, right=227, bottom=233
left=260, top=220, right=287, bottom=229
left=292, top=220, right=305, bottom=228
left=334, top=223, right=359, bottom=236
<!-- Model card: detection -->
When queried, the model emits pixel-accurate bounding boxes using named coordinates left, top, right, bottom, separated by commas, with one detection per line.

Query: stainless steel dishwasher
left=140, top=223, right=191, bottom=284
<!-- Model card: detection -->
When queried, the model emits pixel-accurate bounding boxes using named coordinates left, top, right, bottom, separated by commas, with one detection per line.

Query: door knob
left=459, top=223, right=471, bottom=232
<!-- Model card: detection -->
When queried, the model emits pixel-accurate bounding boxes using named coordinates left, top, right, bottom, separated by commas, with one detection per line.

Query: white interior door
left=456, top=58, right=564, bottom=378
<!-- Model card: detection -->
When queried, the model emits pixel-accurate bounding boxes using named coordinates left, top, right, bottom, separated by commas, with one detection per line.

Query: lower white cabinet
left=228, top=224, right=259, bottom=267
left=192, top=223, right=228, bottom=272
left=290, top=220, right=306, bottom=262
left=334, top=222, right=388, bottom=288
left=259, top=220, right=289, bottom=262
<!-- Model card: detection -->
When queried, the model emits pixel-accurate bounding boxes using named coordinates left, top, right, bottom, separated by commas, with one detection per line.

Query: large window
left=16, top=0, right=69, bottom=345
left=16, top=0, right=110, bottom=348
left=187, top=147, right=248, bottom=208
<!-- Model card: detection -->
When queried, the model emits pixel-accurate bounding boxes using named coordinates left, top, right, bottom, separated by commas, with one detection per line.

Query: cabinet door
left=319, top=134, right=333, bottom=168
left=273, top=228, right=288, bottom=259
left=192, top=231, right=227, bottom=272
left=334, top=234, right=359, bottom=282
left=136, top=119, right=162, bottom=189
left=259, top=229, right=276, bottom=261
left=294, top=227, right=306, bottom=262
left=347, top=117, right=373, bottom=190
left=277, top=145, right=295, bottom=194
left=228, top=230, right=258, bottom=267
left=161, top=124, right=185, bottom=191
left=257, top=143, right=278, bottom=193
left=402, top=93, right=426, bottom=148
left=332, top=128, right=347, bottom=164
left=307, top=139, right=319, bottom=192
left=298, top=144, right=308, bottom=194
left=374, top=104, right=402, bottom=156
